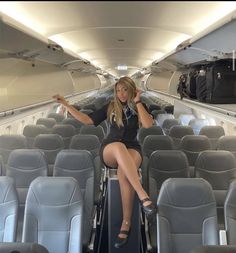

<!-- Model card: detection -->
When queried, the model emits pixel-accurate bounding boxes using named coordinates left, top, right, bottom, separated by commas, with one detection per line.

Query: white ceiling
left=0, top=1, right=236, bottom=77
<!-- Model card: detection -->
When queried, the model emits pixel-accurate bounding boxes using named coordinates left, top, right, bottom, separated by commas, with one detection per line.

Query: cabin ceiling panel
left=1, top=1, right=236, bottom=77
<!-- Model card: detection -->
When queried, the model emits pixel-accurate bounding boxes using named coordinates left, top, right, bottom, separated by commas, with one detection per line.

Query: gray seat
left=62, top=118, right=84, bottom=134
left=0, top=242, right=49, bottom=253
left=137, top=126, right=164, bottom=145
left=141, top=135, right=174, bottom=191
left=199, top=126, right=225, bottom=149
left=191, top=245, right=236, bottom=253
left=0, top=135, right=27, bottom=174
left=53, top=150, right=95, bottom=248
left=195, top=150, right=236, bottom=228
left=51, top=124, right=76, bottom=148
left=157, top=178, right=219, bottom=253
left=23, top=125, right=50, bottom=148
left=156, top=113, right=175, bottom=127
left=178, top=114, right=196, bottom=126
left=79, top=125, right=105, bottom=143
left=36, top=118, right=56, bottom=128
left=189, top=119, right=210, bottom=135
left=147, top=151, right=190, bottom=251
left=0, top=154, right=4, bottom=175
left=180, top=135, right=211, bottom=176
left=0, top=176, right=18, bottom=242
left=169, top=125, right=194, bottom=149
left=70, top=134, right=102, bottom=205
left=22, top=177, right=83, bottom=253
left=224, top=180, right=236, bottom=245
left=47, top=112, right=65, bottom=123
left=6, top=149, right=48, bottom=241
left=162, top=118, right=180, bottom=135
left=217, top=136, right=236, bottom=159
left=33, top=134, right=64, bottom=176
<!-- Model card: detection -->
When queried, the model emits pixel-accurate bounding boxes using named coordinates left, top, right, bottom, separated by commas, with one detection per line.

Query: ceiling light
left=117, top=65, right=127, bottom=71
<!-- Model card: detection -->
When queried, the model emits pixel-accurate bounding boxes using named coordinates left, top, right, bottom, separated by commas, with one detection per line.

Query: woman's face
left=116, top=83, right=129, bottom=103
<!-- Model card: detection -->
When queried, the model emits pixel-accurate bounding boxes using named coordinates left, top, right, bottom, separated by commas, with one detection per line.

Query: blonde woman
left=53, top=76, right=157, bottom=248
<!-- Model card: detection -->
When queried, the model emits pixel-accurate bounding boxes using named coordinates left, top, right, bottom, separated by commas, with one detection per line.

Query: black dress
left=88, top=103, right=148, bottom=167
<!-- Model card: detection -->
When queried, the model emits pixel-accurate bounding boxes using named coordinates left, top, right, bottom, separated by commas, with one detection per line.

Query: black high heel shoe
left=141, top=197, right=157, bottom=221
left=114, top=229, right=130, bottom=248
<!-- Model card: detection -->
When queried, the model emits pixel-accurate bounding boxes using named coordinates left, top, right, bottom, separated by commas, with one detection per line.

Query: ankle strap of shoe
left=140, top=197, right=150, bottom=204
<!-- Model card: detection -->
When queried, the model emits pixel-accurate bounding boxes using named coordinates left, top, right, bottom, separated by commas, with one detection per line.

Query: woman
left=53, top=76, right=157, bottom=248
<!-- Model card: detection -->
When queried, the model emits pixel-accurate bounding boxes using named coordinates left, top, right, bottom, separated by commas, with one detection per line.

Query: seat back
left=180, top=135, right=211, bottom=167
left=195, top=150, right=236, bottom=207
left=169, top=125, right=194, bottom=149
left=36, top=118, right=56, bottom=128
left=0, top=242, right=49, bottom=253
left=22, top=177, right=83, bottom=253
left=23, top=125, right=50, bottom=148
left=156, top=113, right=175, bottom=127
left=217, top=136, right=236, bottom=159
left=224, top=180, right=236, bottom=244
left=47, top=112, right=65, bottom=123
left=62, top=118, right=84, bottom=134
left=137, top=126, right=164, bottom=145
left=178, top=114, right=196, bottom=126
left=54, top=150, right=94, bottom=246
left=157, top=178, right=219, bottom=253
left=191, top=245, right=236, bottom=253
left=0, top=176, right=18, bottom=242
left=0, top=135, right=27, bottom=174
left=162, top=119, right=180, bottom=135
left=51, top=124, right=76, bottom=148
left=199, top=126, right=225, bottom=149
left=79, top=125, right=105, bottom=143
left=33, top=134, right=64, bottom=176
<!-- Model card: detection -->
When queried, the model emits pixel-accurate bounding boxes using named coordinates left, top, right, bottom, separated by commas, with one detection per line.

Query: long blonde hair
left=107, top=76, right=137, bottom=127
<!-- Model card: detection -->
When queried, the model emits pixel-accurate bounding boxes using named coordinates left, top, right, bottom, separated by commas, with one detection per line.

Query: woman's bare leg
left=117, top=149, right=142, bottom=238
left=103, top=142, right=151, bottom=204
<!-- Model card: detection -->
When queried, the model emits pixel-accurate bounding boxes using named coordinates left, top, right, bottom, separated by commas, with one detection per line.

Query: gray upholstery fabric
left=169, top=125, right=194, bottom=149
left=23, top=125, right=50, bottom=148
left=79, top=125, right=105, bottom=143
left=47, top=112, right=65, bottom=123
left=36, top=118, right=56, bottom=128
left=0, top=176, right=18, bottom=242
left=217, top=136, right=236, bottom=159
left=157, top=178, right=219, bottom=253
left=191, top=245, right=236, bottom=253
left=0, top=242, right=49, bottom=253
left=189, top=119, right=210, bottom=135
left=180, top=135, right=211, bottom=172
left=142, top=135, right=174, bottom=158
left=33, top=134, right=64, bottom=176
left=162, top=119, right=180, bottom=135
left=6, top=149, right=48, bottom=242
left=0, top=135, right=27, bottom=174
left=151, top=109, right=166, bottom=120
left=156, top=113, right=175, bottom=127
left=195, top=150, right=236, bottom=207
left=53, top=150, right=94, bottom=247
left=0, top=154, right=3, bottom=176
left=199, top=126, right=225, bottom=150
left=224, top=180, right=236, bottom=244
left=137, top=126, right=164, bottom=145
left=62, top=118, right=84, bottom=134
left=22, top=177, right=83, bottom=253
left=51, top=124, right=76, bottom=148
left=69, top=135, right=102, bottom=205
left=148, top=151, right=190, bottom=251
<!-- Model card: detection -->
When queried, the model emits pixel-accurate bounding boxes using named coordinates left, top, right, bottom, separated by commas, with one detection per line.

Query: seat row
left=0, top=176, right=84, bottom=253
left=154, top=177, right=236, bottom=253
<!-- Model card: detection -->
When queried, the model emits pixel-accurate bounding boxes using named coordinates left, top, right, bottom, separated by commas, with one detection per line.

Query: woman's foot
left=114, top=220, right=131, bottom=248
left=140, top=197, right=157, bottom=221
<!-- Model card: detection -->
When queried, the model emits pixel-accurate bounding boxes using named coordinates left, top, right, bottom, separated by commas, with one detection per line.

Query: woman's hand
left=133, top=89, right=142, bottom=103
left=52, top=94, right=68, bottom=107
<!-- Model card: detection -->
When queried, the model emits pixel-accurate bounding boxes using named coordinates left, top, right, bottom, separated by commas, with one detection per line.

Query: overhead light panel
left=117, top=65, right=127, bottom=71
